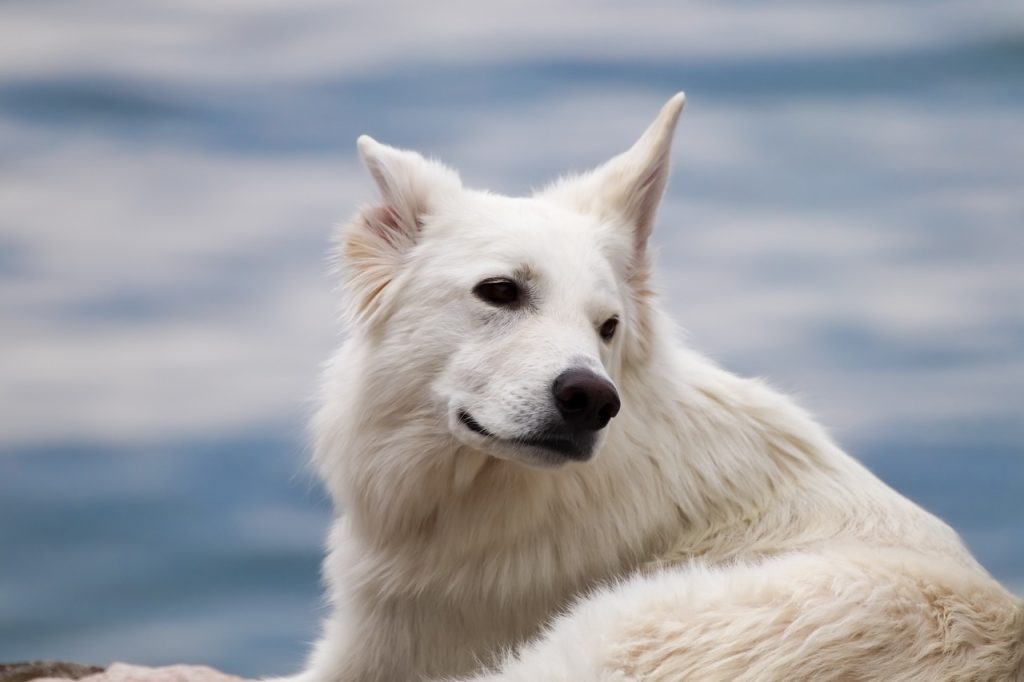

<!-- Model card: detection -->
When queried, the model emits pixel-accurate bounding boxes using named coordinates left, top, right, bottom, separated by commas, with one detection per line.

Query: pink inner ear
left=366, top=205, right=399, bottom=232
left=363, top=203, right=425, bottom=251
left=364, top=205, right=407, bottom=248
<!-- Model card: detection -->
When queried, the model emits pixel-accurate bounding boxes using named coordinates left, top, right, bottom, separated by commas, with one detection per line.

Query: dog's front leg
left=293, top=595, right=422, bottom=682
left=285, top=517, right=423, bottom=682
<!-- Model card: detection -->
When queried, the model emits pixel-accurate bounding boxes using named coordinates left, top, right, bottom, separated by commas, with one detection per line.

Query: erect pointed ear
left=356, top=135, right=461, bottom=240
left=545, top=93, right=685, bottom=254
left=340, top=136, right=461, bottom=322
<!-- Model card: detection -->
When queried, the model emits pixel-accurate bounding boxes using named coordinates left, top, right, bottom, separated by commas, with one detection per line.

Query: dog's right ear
left=539, top=93, right=684, bottom=266
left=340, top=136, right=462, bottom=323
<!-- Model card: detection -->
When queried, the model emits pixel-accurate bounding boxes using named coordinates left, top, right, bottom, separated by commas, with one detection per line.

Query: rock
left=0, top=662, right=104, bottom=682
left=0, top=662, right=247, bottom=682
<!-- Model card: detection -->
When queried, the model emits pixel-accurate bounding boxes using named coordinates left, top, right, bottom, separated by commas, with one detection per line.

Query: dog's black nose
left=552, top=369, right=621, bottom=431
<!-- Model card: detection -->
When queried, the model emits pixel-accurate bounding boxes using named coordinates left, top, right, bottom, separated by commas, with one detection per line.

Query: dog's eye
left=474, top=279, right=520, bottom=306
left=599, top=317, right=619, bottom=341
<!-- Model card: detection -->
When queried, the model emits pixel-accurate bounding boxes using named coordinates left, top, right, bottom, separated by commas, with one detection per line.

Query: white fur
left=290, top=94, right=1023, bottom=681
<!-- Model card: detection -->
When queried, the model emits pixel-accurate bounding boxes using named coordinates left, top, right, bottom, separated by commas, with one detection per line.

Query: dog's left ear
left=356, top=136, right=462, bottom=241
left=544, top=93, right=685, bottom=256
left=341, top=136, right=462, bottom=322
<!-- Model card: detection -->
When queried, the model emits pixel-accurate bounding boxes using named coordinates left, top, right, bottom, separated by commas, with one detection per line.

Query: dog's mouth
left=457, top=410, right=594, bottom=461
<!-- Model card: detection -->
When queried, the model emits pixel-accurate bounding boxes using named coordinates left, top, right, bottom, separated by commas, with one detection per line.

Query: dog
left=290, top=93, right=1023, bottom=681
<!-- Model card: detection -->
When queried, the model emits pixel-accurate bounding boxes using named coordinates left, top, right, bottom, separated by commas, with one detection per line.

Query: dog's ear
left=340, top=136, right=461, bottom=322
left=544, top=93, right=685, bottom=256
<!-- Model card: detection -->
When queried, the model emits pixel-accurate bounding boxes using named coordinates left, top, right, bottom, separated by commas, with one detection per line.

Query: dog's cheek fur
left=596, top=223, right=659, bottom=372
left=622, top=253, right=659, bottom=366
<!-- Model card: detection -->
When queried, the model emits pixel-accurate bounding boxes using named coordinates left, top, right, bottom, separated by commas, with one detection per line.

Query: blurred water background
left=1, top=1, right=1022, bottom=677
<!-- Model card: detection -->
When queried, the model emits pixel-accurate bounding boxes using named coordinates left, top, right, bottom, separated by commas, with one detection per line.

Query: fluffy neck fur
left=313, top=300, right=972, bottom=610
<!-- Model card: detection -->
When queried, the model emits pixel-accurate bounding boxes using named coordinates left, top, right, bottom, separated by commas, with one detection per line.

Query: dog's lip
left=458, top=410, right=495, bottom=438
left=457, top=410, right=591, bottom=460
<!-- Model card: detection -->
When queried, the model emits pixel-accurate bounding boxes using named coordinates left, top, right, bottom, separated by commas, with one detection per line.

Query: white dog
left=293, top=94, right=1023, bottom=681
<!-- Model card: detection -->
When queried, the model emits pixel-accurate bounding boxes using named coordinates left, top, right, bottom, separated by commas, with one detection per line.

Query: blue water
left=1, top=2, right=1022, bottom=677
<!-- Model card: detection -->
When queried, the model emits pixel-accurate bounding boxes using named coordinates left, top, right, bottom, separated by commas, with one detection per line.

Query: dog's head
left=338, top=94, right=684, bottom=467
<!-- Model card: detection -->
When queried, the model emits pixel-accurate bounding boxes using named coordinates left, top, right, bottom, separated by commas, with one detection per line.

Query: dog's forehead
left=430, top=192, right=622, bottom=271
